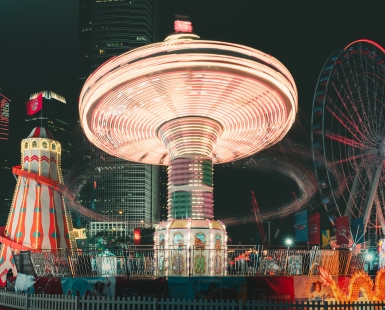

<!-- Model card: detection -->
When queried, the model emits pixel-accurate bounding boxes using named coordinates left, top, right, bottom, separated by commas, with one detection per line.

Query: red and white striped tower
left=0, top=127, right=76, bottom=281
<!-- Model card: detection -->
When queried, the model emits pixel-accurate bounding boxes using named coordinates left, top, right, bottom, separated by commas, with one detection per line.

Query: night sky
left=1, top=1, right=385, bottom=244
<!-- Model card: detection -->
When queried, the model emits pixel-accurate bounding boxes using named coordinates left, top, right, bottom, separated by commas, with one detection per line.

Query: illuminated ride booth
left=79, top=21, right=298, bottom=276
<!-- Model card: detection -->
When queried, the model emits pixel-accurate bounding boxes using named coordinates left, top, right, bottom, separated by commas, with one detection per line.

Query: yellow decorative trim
left=41, top=140, right=48, bottom=149
left=210, top=221, right=223, bottom=230
left=170, top=219, right=189, bottom=229
left=30, top=90, right=66, bottom=104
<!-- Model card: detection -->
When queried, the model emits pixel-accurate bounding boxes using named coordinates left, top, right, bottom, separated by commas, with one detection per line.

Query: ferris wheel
left=311, top=39, right=385, bottom=244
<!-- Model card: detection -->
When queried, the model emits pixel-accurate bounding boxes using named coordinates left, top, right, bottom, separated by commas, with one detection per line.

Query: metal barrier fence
left=310, top=249, right=367, bottom=276
left=1, top=291, right=385, bottom=310
left=12, top=245, right=367, bottom=278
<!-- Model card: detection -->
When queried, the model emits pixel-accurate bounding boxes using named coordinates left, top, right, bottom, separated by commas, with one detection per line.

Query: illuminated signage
left=1, top=101, right=9, bottom=118
left=0, top=95, right=10, bottom=141
left=134, top=228, right=141, bottom=245
left=174, top=20, right=193, bottom=33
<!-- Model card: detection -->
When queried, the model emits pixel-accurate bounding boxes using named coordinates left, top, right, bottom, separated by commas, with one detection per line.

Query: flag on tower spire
left=25, top=93, right=42, bottom=115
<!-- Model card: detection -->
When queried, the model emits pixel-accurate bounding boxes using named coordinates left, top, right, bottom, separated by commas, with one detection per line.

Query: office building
left=79, top=0, right=160, bottom=86
left=77, top=0, right=160, bottom=240
left=159, top=166, right=168, bottom=221
left=0, top=89, right=13, bottom=226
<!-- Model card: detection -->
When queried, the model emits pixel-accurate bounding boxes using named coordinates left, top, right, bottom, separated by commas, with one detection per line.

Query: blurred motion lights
left=79, top=22, right=298, bottom=220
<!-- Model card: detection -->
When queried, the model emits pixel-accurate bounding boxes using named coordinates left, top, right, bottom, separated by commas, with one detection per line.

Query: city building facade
left=77, top=0, right=160, bottom=240
left=0, top=89, right=13, bottom=226
left=79, top=0, right=160, bottom=86
left=88, top=222, right=128, bottom=238
left=159, top=166, right=168, bottom=221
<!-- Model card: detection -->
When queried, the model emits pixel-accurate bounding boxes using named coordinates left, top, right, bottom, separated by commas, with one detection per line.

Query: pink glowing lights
left=79, top=34, right=298, bottom=166
left=344, top=39, right=385, bottom=54
left=174, top=20, right=193, bottom=33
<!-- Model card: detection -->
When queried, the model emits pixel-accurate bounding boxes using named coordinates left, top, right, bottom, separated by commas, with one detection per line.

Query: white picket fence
left=1, top=291, right=385, bottom=310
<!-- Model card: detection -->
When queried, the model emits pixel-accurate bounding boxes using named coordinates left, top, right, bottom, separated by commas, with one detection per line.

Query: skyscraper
left=159, top=166, right=168, bottom=221
left=0, top=89, right=14, bottom=226
left=79, top=0, right=160, bottom=86
left=77, top=0, right=160, bottom=239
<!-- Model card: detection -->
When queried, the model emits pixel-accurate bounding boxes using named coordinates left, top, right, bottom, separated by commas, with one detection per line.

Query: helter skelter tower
left=79, top=21, right=298, bottom=276
left=0, top=127, right=75, bottom=280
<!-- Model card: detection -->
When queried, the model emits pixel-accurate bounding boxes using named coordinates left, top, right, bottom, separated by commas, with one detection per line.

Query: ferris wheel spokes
left=340, top=59, right=375, bottom=138
left=326, top=94, right=374, bottom=146
left=333, top=153, right=367, bottom=165
left=374, top=194, right=385, bottom=236
left=311, top=39, right=385, bottom=245
left=324, top=130, right=366, bottom=149
left=363, top=163, right=383, bottom=231
left=344, top=170, right=360, bottom=217
left=325, top=103, right=369, bottom=145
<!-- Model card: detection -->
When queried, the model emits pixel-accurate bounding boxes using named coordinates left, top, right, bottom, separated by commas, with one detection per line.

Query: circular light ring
left=159, top=117, right=222, bottom=158
left=80, top=40, right=298, bottom=165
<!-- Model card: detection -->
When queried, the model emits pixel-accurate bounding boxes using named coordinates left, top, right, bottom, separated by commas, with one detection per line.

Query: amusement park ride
left=311, top=39, right=385, bottom=245
left=251, top=191, right=267, bottom=245
left=223, top=38, right=385, bottom=249
left=0, top=127, right=76, bottom=282
left=79, top=20, right=297, bottom=276
left=1, top=18, right=385, bottom=298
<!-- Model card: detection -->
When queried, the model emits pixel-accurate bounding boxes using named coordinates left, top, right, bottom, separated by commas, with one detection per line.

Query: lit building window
left=24, top=142, right=29, bottom=149
left=42, top=141, right=48, bottom=149
left=32, top=140, right=38, bottom=148
left=51, top=143, right=56, bottom=151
